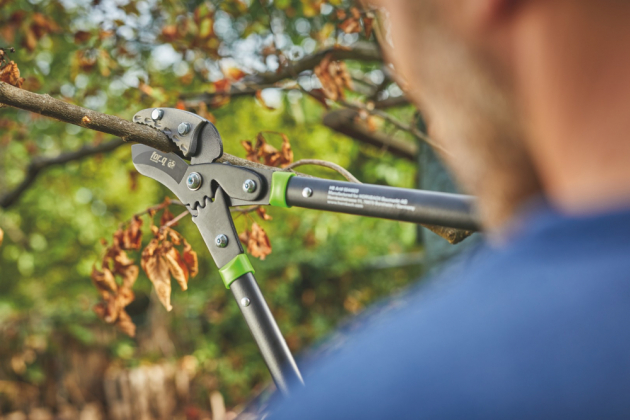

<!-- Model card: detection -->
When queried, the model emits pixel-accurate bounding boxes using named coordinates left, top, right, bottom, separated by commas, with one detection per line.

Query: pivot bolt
left=178, top=122, right=191, bottom=135
left=302, top=187, right=313, bottom=198
left=243, top=179, right=257, bottom=193
left=186, top=172, right=202, bottom=190
left=240, top=297, right=251, bottom=307
left=151, top=108, right=164, bottom=120
left=215, top=234, right=228, bottom=248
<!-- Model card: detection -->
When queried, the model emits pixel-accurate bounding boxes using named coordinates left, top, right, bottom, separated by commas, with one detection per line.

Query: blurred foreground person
left=267, top=0, right=630, bottom=418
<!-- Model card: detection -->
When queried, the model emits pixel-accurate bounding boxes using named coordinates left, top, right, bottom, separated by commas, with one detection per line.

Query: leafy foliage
left=0, top=0, right=429, bottom=413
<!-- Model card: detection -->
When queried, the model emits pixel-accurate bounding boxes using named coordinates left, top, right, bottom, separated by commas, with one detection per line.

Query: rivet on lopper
left=187, top=172, right=202, bottom=190
left=178, top=122, right=191, bottom=135
left=151, top=108, right=164, bottom=120
left=243, top=179, right=257, bottom=193
left=215, top=234, right=228, bottom=248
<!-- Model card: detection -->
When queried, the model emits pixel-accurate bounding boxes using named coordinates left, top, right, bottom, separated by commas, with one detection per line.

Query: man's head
left=369, top=0, right=630, bottom=232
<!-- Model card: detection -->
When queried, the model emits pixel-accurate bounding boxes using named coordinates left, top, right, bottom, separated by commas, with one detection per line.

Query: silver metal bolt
left=243, top=179, right=257, bottom=194
left=302, top=187, right=313, bottom=198
left=240, top=297, right=251, bottom=307
left=178, top=122, right=191, bottom=135
left=186, top=172, right=202, bottom=190
left=215, top=234, right=228, bottom=248
left=151, top=108, right=164, bottom=120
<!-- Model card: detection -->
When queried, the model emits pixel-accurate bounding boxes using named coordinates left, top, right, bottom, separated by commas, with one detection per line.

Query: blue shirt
left=267, top=202, right=630, bottom=419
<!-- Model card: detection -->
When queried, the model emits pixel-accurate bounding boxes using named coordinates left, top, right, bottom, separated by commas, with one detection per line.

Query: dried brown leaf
left=115, top=216, right=143, bottom=250
left=280, top=134, right=294, bottom=167
left=256, top=207, right=272, bottom=221
left=363, top=16, right=374, bottom=38
left=196, top=102, right=216, bottom=123
left=213, top=78, right=231, bottom=93
left=241, top=222, right=272, bottom=260
left=163, top=244, right=189, bottom=291
left=161, top=207, right=175, bottom=227
left=116, top=310, right=136, bottom=337
left=183, top=241, right=199, bottom=278
left=91, top=266, right=118, bottom=296
left=120, top=264, right=139, bottom=289
left=308, top=89, right=330, bottom=108
left=0, top=61, right=24, bottom=88
left=116, top=286, right=135, bottom=308
left=243, top=132, right=293, bottom=167
left=339, top=18, right=361, bottom=34
left=74, top=30, right=91, bottom=43
left=241, top=140, right=258, bottom=162
left=225, top=67, right=247, bottom=81
left=141, top=238, right=173, bottom=311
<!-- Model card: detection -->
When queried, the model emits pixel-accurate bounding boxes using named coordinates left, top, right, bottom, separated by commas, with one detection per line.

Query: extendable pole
left=270, top=173, right=480, bottom=231
left=230, top=273, right=303, bottom=393
left=219, top=254, right=303, bottom=394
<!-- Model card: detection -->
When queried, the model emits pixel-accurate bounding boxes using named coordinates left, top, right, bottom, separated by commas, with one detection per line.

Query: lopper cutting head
left=130, top=108, right=273, bottom=268
left=132, top=107, right=223, bottom=164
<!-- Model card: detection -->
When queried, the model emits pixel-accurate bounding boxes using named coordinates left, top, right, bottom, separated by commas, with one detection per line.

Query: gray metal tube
left=230, top=272, right=304, bottom=394
left=286, top=177, right=480, bottom=231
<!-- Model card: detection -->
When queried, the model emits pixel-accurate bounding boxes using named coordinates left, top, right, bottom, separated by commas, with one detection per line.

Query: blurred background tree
left=0, top=0, right=474, bottom=417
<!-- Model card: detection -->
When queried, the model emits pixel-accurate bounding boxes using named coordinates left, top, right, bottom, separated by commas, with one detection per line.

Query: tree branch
left=323, top=109, right=417, bottom=161
left=0, top=138, right=125, bottom=208
left=0, top=82, right=176, bottom=153
left=337, top=98, right=447, bottom=155
left=181, top=43, right=382, bottom=107
left=0, top=81, right=298, bottom=180
left=247, top=42, right=382, bottom=85
left=284, top=159, right=362, bottom=183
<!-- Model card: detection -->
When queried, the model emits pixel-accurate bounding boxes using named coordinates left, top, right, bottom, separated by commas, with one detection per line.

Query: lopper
left=131, top=107, right=479, bottom=394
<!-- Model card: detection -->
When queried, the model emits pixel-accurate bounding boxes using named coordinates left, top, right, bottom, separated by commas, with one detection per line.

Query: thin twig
left=284, top=159, right=362, bottom=184
left=337, top=99, right=448, bottom=156
left=161, top=210, right=190, bottom=230
left=0, top=138, right=125, bottom=208
left=133, top=198, right=184, bottom=218
left=231, top=205, right=261, bottom=215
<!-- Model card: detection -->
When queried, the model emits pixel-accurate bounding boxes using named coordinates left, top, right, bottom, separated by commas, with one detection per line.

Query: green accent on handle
left=219, top=254, right=255, bottom=289
left=269, top=171, right=295, bottom=208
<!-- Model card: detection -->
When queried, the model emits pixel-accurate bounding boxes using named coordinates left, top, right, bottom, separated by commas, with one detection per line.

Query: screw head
left=178, top=122, right=191, bottom=135
left=240, top=297, right=251, bottom=307
left=243, top=179, right=257, bottom=194
left=151, top=108, right=164, bottom=120
left=302, top=187, right=313, bottom=198
left=186, top=172, right=202, bottom=190
left=215, top=234, right=228, bottom=248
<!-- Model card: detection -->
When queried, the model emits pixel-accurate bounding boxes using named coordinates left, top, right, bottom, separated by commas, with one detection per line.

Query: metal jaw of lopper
left=130, top=107, right=273, bottom=273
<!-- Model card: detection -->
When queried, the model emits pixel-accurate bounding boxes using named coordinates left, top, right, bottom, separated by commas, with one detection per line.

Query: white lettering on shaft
left=325, top=184, right=416, bottom=213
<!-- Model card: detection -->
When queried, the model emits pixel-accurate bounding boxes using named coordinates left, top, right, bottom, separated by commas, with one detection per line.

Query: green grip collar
left=269, top=171, right=295, bottom=208
left=219, top=254, right=255, bottom=288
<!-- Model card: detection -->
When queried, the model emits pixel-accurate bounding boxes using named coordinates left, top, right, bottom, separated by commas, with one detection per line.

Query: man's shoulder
left=268, top=207, right=630, bottom=419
